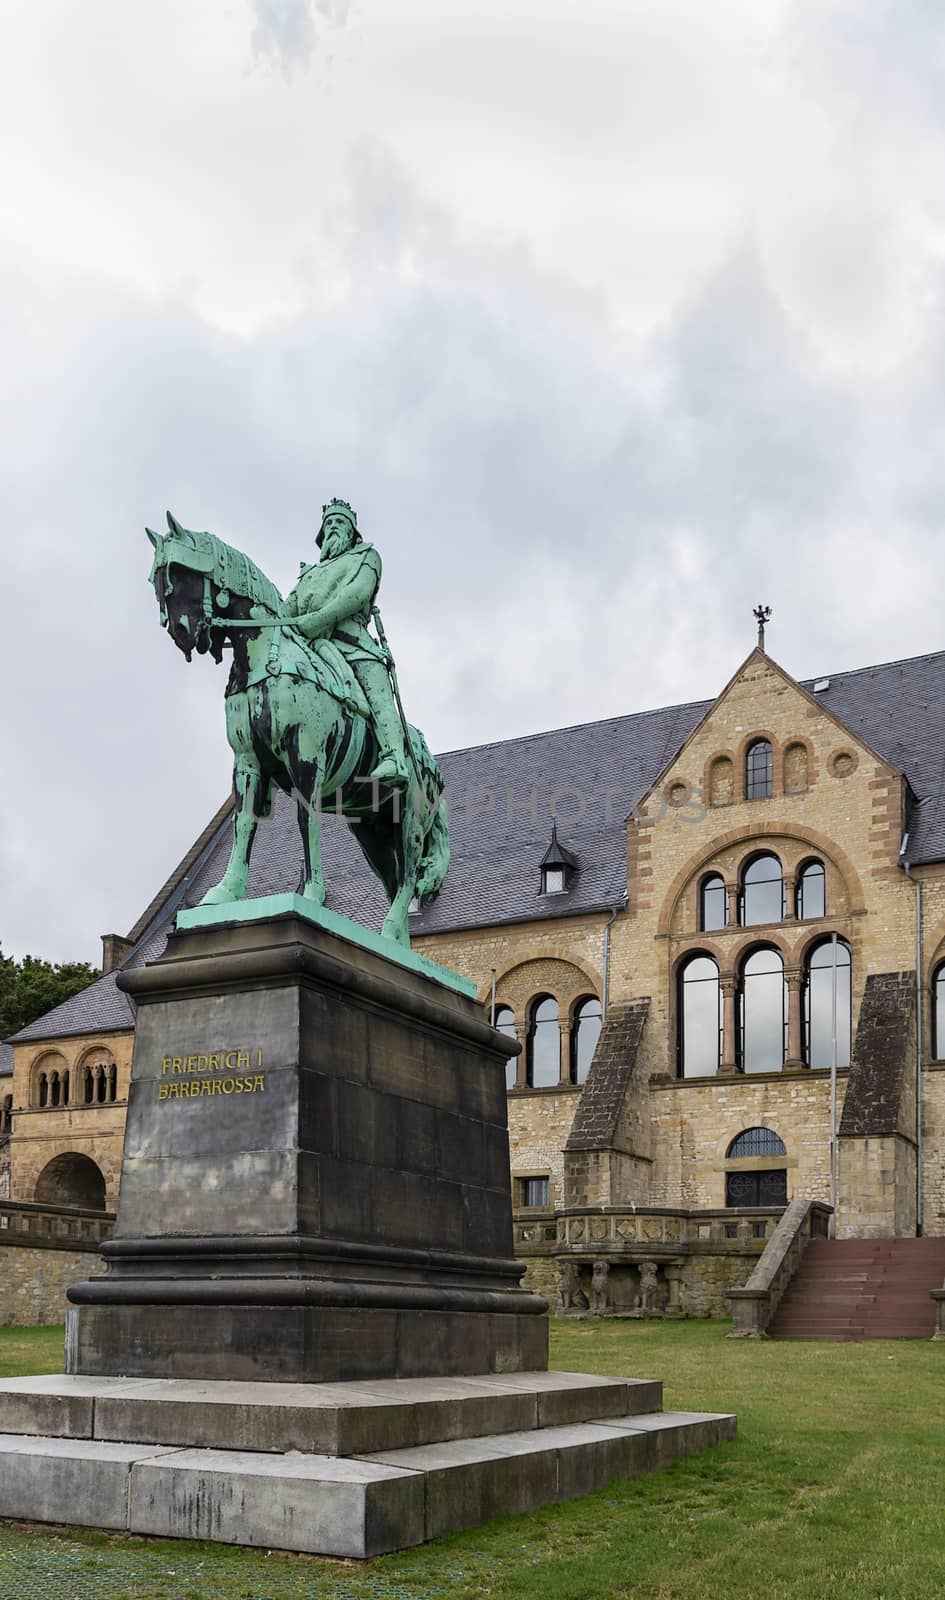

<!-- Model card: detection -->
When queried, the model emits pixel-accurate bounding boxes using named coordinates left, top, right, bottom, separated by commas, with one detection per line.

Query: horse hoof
left=199, top=885, right=240, bottom=906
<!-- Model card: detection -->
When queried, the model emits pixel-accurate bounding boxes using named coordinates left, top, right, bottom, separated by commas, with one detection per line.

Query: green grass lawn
left=0, top=1319, right=942, bottom=1599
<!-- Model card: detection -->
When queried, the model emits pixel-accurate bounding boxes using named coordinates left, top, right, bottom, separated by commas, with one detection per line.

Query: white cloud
left=2, top=0, right=945, bottom=962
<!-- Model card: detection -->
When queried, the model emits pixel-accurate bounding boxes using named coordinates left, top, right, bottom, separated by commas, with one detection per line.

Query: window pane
left=746, top=740, right=773, bottom=800
left=936, top=970, right=945, bottom=1059
left=728, top=1126, right=787, bottom=1158
left=680, top=956, right=722, bottom=1078
left=528, top=997, right=560, bottom=1087
left=805, top=940, right=851, bottom=1069
left=543, top=868, right=565, bottom=895
left=522, top=1177, right=549, bottom=1207
left=571, top=997, right=602, bottom=1085
left=741, top=855, right=783, bottom=926
left=798, top=861, right=825, bottom=920
left=740, top=948, right=786, bottom=1073
left=495, top=1006, right=517, bottom=1090
left=700, top=875, right=727, bottom=932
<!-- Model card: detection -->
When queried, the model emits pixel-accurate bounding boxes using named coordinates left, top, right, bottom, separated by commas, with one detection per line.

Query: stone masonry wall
left=649, top=1071, right=847, bottom=1210
left=923, top=1069, right=945, bottom=1237
left=508, top=1089, right=581, bottom=1210
left=0, top=1244, right=103, bottom=1327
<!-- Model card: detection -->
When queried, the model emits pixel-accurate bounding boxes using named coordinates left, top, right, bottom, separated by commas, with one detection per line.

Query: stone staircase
left=0, top=1371, right=735, bottom=1556
left=769, top=1237, right=945, bottom=1341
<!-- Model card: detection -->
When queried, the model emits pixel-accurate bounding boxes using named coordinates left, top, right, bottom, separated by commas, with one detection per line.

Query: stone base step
left=0, top=1410, right=736, bottom=1557
left=0, top=1371, right=662, bottom=1457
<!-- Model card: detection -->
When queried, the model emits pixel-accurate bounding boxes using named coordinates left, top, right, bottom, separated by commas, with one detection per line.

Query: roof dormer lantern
left=539, top=822, right=578, bottom=896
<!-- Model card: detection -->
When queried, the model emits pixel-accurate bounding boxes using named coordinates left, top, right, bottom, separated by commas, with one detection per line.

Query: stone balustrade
left=0, top=1199, right=114, bottom=1250
left=727, top=1197, right=832, bottom=1337
left=512, top=1202, right=790, bottom=1317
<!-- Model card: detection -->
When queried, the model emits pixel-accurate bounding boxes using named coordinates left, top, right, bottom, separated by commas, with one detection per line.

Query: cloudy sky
left=3, top=0, right=945, bottom=963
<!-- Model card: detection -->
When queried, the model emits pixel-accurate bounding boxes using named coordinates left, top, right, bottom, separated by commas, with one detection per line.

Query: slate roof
left=9, top=645, right=945, bottom=1047
left=0, top=1043, right=12, bottom=1079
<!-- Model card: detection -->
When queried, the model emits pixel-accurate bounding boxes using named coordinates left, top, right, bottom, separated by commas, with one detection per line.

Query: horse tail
left=415, top=794, right=450, bottom=902
left=408, top=726, right=451, bottom=903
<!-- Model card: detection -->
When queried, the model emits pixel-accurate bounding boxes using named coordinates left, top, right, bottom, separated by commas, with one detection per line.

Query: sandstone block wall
left=649, top=1071, right=845, bottom=1210
left=0, top=1243, right=103, bottom=1327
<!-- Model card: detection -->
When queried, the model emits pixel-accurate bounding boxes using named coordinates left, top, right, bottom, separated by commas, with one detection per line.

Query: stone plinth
left=0, top=1372, right=735, bottom=1557
left=67, top=906, right=547, bottom=1382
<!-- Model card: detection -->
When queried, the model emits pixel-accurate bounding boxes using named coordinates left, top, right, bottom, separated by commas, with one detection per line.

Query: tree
left=0, top=947, right=100, bottom=1039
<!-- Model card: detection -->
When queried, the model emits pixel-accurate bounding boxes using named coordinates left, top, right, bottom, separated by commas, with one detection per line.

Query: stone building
left=5, top=642, right=945, bottom=1316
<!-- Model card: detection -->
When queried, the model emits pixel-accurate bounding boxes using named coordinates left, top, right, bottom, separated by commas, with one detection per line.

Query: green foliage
left=0, top=946, right=99, bottom=1038
left=2, top=1320, right=945, bottom=1598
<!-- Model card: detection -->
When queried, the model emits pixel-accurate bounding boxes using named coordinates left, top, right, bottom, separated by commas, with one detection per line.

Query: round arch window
left=725, top=1126, right=788, bottom=1207
left=494, top=1005, right=518, bottom=1091
left=526, top=995, right=560, bottom=1088
left=678, top=954, right=722, bottom=1078
left=570, top=996, right=602, bottom=1085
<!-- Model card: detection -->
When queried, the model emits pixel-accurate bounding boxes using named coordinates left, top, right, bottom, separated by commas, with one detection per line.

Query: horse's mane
left=167, top=518, right=284, bottom=615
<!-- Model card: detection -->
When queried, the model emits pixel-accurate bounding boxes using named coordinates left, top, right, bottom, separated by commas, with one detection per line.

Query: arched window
left=740, top=854, right=784, bottom=926
left=570, top=996, right=602, bottom=1085
left=494, top=1006, right=518, bottom=1091
left=796, top=860, right=825, bottom=921
left=49, top=1073, right=61, bottom=1108
left=804, top=938, right=852, bottom=1069
left=725, top=1127, right=788, bottom=1206
left=84, top=1069, right=94, bottom=1104
left=526, top=995, right=560, bottom=1088
left=738, top=948, right=787, bottom=1073
left=678, top=955, right=723, bottom=1078
left=934, top=965, right=945, bottom=1061
left=38, top=1074, right=48, bottom=1109
left=726, top=1127, right=787, bottom=1158
left=699, top=873, right=727, bottom=932
left=746, top=739, right=773, bottom=800
left=108, top=1064, right=118, bottom=1103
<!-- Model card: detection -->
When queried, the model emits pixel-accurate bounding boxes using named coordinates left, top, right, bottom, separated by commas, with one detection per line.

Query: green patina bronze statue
left=146, top=500, right=450, bottom=946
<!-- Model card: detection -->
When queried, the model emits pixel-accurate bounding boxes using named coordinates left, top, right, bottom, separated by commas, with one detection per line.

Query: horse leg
left=297, top=766, right=328, bottom=905
left=200, top=755, right=267, bottom=904
left=380, top=805, right=423, bottom=947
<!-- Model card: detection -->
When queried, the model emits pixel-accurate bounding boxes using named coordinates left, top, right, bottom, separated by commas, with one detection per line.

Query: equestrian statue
left=146, top=499, right=450, bottom=947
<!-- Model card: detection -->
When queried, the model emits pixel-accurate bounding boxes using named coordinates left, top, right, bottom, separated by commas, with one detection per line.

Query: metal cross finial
left=754, top=604, right=772, bottom=649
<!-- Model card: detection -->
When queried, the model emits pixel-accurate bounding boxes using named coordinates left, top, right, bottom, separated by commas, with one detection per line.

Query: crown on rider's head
left=317, top=498, right=360, bottom=548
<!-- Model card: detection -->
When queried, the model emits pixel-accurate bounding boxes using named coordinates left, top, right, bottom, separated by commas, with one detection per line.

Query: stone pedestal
left=67, top=905, right=547, bottom=1382
left=31, top=900, right=738, bottom=1555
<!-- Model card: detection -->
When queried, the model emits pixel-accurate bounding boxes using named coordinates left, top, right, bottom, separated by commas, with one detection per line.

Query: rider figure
left=284, top=499, right=411, bottom=788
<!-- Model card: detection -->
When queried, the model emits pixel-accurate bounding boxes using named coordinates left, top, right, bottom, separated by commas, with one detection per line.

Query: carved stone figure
left=590, top=1258, right=609, bottom=1315
left=556, top=1259, right=578, bottom=1313
left=638, top=1260, right=659, bottom=1314
left=146, top=505, right=450, bottom=945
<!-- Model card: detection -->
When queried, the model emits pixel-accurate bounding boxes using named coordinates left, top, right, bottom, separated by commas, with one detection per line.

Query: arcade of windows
left=494, top=994, right=603, bottom=1092
left=678, top=849, right=850, bottom=1078
left=31, top=1055, right=119, bottom=1109
left=699, top=854, right=825, bottom=932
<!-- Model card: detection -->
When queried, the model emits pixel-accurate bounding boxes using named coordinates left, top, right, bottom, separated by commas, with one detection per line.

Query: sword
left=372, top=605, right=427, bottom=798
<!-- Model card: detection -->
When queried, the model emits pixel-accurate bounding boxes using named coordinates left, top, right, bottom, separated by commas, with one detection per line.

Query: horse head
left=146, top=513, right=225, bottom=662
